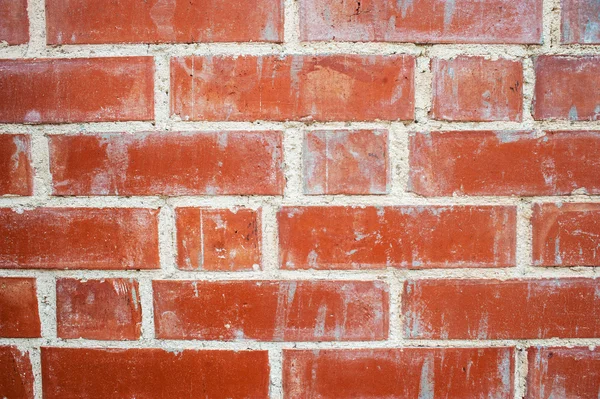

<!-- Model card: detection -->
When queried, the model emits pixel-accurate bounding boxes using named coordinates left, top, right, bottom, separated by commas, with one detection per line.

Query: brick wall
left=1, top=0, right=600, bottom=398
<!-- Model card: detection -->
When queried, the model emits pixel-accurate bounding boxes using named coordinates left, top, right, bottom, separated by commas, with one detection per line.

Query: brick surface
left=176, top=208, right=261, bottom=271
left=409, top=131, right=600, bottom=196
left=0, top=346, right=34, bottom=399
left=279, top=206, right=516, bottom=269
left=0, top=57, right=154, bottom=124
left=0, top=208, right=159, bottom=270
left=403, top=278, right=600, bottom=339
left=46, top=0, right=283, bottom=44
left=534, top=56, right=600, bottom=121
left=0, top=0, right=28, bottom=45
left=50, top=131, right=284, bottom=196
left=170, top=55, right=415, bottom=121
left=0, top=134, right=33, bottom=196
left=561, top=0, right=600, bottom=44
left=284, top=348, right=514, bottom=399
left=153, top=280, right=389, bottom=341
left=41, top=347, right=270, bottom=399
left=0, top=278, right=40, bottom=338
left=527, top=347, right=600, bottom=398
left=56, top=278, right=142, bottom=340
left=303, top=130, right=389, bottom=195
left=299, top=0, right=542, bottom=43
left=431, top=57, right=523, bottom=122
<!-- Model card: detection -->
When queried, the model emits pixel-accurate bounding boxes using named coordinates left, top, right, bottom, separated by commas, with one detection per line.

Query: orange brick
left=0, top=278, right=40, bottom=338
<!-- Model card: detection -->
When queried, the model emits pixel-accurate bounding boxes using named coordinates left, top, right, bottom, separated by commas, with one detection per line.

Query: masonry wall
left=1, top=0, right=600, bottom=398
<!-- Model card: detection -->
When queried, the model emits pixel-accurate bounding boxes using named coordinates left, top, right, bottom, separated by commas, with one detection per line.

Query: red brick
left=0, top=57, right=154, bottom=124
left=0, top=278, right=40, bottom=338
left=284, top=347, right=514, bottom=399
left=153, top=280, right=388, bottom=341
left=533, top=203, right=600, bottom=266
left=0, top=134, right=33, bottom=196
left=41, top=347, right=269, bottom=399
left=176, top=208, right=261, bottom=271
left=170, top=55, right=415, bottom=122
left=562, top=0, right=600, bottom=44
left=0, top=0, right=28, bottom=45
left=300, top=0, right=542, bottom=43
left=56, top=278, right=142, bottom=340
left=46, top=0, right=282, bottom=44
left=278, top=206, right=516, bottom=270
left=50, top=131, right=284, bottom=196
left=403, top=278, right=600, bottom=339
left=0, top=346, right=34, bottom=399
left=304, top=130, right=389, bottom=195
left=431, top=57, right=523, bottom=122
left=0, top=208, right=159, bottom=270
left=534, top=56, right=600, bottom=121
left=409, top=131, right=600, bottom=196
left=527, top=347, right=600, bottom=398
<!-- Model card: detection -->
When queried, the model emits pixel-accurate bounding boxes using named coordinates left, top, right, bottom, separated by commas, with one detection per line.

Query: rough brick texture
left=561, top=0, right=600, bottom=44
left=153, top=280, right=388, bottom=341
left=284, top=348, right=514, bottom=399
left=410, top=131, right=600, bottom=196
left=0, top=134, right=33, bottom=196
left=0, top=0, right=28, bottom=45
left=0, top=208, right=159, bottom=269
left=0, top=346, right=34, bottom=399
left=171, top=55, right=415, bottom=121
left=0, top=278, right=40, bottom=338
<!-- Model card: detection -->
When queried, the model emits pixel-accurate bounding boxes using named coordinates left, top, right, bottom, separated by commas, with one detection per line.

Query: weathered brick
left=0, top=57, right=154, bottom=124
left=304, top=130, right=389, bottom=195
left=527, top=347, right=600, bottom=398
left=46, top=0, right=282, bottom=44
left=0, top=278, right=40, bottom=338
left=0, top=0, right=28, bottom=45
left=41, top=347, right=270, bottom=399
left=0, top=134, right=33, bottom=196
left=0, top=346, right=34, bottom=399
left=176, top=208, right=261, bottom=271
left=299, top=0, right=542, bottom=43
left=153, top=280, right=389, bottom=341
left=284, top=348, right=514, bottom=399
left=56, top=278, right=142, bottom=340
left=171, top=55, right=415, bottom=121
left=278, top=206, right=516, bottom=269
left=562, top=0, right=600, bottom=44
left=534, top=56, right=600, bottom=121
left=403, top=278, right=600, bottom=339
left=49, top=131, right=284, bottom=196
left=0, top=208, right=159, bottom=270
left=431, top=57, right=523, bottom=122
left=409, top=131, right=600, bottom=196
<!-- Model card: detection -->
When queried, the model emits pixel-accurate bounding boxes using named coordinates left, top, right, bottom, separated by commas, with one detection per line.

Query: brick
left=171, top=55, right=415, bottom=122
left=527, top=347, right=600, bottom=398
left=403, top=278, right=600, bottom=339
left=56, top=278, right=142, bottom=340
left=0, top=278, right=40, bottom=338
left=153, top=280, right=388, bottom=341
left=299, top=0, right=542, bottom=43
left=284, top=348, right=514, bottom=399
left=41, top=347, right=269, bottom=399
left=50, top=131, right=284, bottom=196
left=176, top=208, right=261, bottom=271
left=0, top=0, right=28, bottom=45
left=533, top=203, right=600, bottom=266
left=431, top=57, right=523, bottom=122
left=534, top=56, right=600, bottom=121
left=46, top=0, right=282, bottom=44
left=562, top=0, right=600, bottom=44
left=0, top=134, right=33, bottom=196
left=409, top=131, right=600, bottom=196
left=0, top=346, right=34, bottom=399
left=0, top=57, right=154, bottom=124
left=278, top=206, right=516, bottom=270
left=0, top=208, right=159, bottom=270
left=304, top=130, right=389, bottom=195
